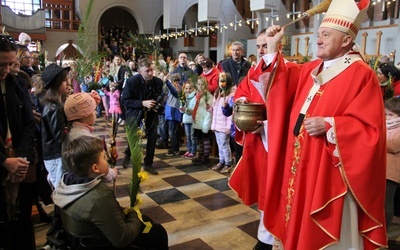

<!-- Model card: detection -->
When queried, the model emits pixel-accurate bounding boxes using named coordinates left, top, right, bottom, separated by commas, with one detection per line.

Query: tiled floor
left=33, top=116, right=400, bottom=249
left=33, top=117, right=260, bottom=249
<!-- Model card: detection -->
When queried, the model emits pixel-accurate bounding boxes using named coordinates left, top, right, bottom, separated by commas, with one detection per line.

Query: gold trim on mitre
left=320, top=0, right=370, bottom=40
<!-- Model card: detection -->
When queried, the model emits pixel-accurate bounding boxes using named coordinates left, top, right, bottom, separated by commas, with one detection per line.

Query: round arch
left=93, top=3, right=144, bottom=34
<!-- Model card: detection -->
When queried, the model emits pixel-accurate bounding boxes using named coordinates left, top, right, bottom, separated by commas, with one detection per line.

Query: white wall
left=42, top=0, right=400, bottom=64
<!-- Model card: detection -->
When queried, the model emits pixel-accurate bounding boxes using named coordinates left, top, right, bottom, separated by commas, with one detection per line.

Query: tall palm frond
left=128, top=32, right=158, bottom=59
left=75, top=0, right=104, bottom=80
left=125, top=116, right=143, bottom=207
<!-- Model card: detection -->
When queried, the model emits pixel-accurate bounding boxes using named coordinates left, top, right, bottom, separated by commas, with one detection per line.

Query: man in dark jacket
left=121, top=58, right=164, bottom=175
left=218, top=41, right=251, bottom=86
left=172, top=53, right=193, bottom=85
left=0, top=35, right=37, bottom=250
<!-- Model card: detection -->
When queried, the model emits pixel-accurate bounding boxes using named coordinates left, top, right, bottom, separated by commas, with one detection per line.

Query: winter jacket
left=172, top=65, right=193, bottom=85
left=114, top=65, right=127, bottom=92
left=20, top=65, right=35, bottom=77
left=164, top=80, right=182, bottom=122
left=221, top=96, right=236, bottom=138
left=211, top=93, right=233, bottom=133
left=104, top=89, right=121, bottom=110
left=180, top=91, right=196, bottom=124
left=192, top=91, right=213, bottom=133
left=41, top=100, right=67, bottom=160
left=63, top=122, right=115, bottom=182
left=121, top=74, right=163, bottom=128
left=218, top=57, right=251, bottom=86
left=53, top=172, right=142, bottom=248
left=0, top=74, right=36, bottom=164
left=201, top=67, right=220, bottom=94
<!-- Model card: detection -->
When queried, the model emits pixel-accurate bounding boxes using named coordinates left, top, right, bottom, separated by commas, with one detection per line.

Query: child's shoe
left=185, top=153, right=195, bottom=159
left=220, top=165, right=232, bottom=173
left=182, top=151, right=190, bottom=158
left=212, top=163, right=223, bottom=171
left=191, top=154, right=203, bottom=163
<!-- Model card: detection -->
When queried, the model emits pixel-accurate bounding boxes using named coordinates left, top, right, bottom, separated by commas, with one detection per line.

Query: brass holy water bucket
left=233, top=103, right=266, bottom=132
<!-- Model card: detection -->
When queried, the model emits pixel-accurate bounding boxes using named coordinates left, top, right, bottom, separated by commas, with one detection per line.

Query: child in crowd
left=179, top=81, right=197, bottom=159
left=96, top=71, right=110, bottom=120
left=40, top=63, right=71, bottom=188
left=98, top=70, right=112, bottom=119
left=80, top=75, right=91, bottom=93
left=222, top=84, right=240, bottom=165
left=164, top=73, right=183, bottom=156
left=384, top=96, right=400, bottom=230
left=53, top=136, right=168, bottom=249
left=191, top=77, right=213, bottom=164
left=211, top=72, right=234, bottom=173
left=104, top=82, right=122, bottom=123
left=63, top=91, right=117, bottom=182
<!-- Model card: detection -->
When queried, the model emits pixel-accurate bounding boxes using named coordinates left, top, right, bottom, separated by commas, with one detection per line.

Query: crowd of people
left=1, top=0, right=400, bottom=249
left=0, top=26, right=254, bottom=249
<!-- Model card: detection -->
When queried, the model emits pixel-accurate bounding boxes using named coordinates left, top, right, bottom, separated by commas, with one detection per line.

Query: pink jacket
left=211, top=93, right=232, bottom=133
left=104, top=89, right=121, bottom=109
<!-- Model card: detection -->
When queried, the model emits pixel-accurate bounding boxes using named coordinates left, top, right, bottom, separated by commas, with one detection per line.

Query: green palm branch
left=128, top=32, right=158, bottom=58
left=75, top=0, right=105, bottom=80
left=125, top=116, right=143, bottom=207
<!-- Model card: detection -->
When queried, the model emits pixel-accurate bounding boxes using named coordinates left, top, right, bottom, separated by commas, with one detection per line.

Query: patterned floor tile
left=141, top=206, right=176, bottom=224
left=194, top=192, right=240, bottom=211
left=163, top=174, right=201, bottom=187
left=169, top=238, right=213, bottom=250
left=176, top=163, right=209, bottom=173
left=204, top=178, right=231, bottom=192
left=238, top=219, right=260, bottom=239
left=146, top=188, right=190, bottom=205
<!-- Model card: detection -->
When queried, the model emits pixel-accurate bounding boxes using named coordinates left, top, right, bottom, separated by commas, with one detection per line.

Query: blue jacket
left=164, top=80, right=182, bottom=122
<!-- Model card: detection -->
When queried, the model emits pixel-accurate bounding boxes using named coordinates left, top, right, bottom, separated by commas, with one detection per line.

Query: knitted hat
left=41, top=63, right=70, bottom=89
left=64, top=91, right=100, bottom=121
left=320, top=0, right=370, bottom=40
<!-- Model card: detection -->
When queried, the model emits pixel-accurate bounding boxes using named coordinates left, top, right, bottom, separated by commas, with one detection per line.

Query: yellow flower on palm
left=138, top=170, right=149, bottom=182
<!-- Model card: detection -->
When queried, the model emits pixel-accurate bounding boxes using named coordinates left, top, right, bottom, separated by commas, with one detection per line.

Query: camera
left=152, top=94, right=166, bottom=113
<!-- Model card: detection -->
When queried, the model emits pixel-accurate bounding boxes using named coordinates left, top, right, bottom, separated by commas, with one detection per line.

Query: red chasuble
left=229, top=54, right=300, bottom=207
left=263, top=57, right=387, bottom=249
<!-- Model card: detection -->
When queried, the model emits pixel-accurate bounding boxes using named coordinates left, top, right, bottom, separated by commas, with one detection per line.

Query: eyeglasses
left=21, top=56, right=34, bottom=60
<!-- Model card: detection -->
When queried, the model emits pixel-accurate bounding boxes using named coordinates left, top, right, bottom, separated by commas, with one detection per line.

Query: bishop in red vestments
left=261, top=0, right=387, bottom=249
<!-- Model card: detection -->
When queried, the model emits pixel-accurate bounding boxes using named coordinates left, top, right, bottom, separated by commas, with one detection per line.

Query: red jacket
left=201, top=67, right=220, bottom=95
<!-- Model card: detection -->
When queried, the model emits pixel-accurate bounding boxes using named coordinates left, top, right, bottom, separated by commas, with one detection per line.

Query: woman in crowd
left=377, top=63, right=400, bottom=99
left=40, top=64, right=71, bottom=188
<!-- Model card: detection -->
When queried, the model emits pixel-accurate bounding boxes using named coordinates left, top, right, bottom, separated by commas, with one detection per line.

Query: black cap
left=42, top=63, right=70, bottom=89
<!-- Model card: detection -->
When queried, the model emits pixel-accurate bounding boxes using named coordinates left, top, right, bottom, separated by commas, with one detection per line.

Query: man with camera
left=121, top=58, right=164, bottom=175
